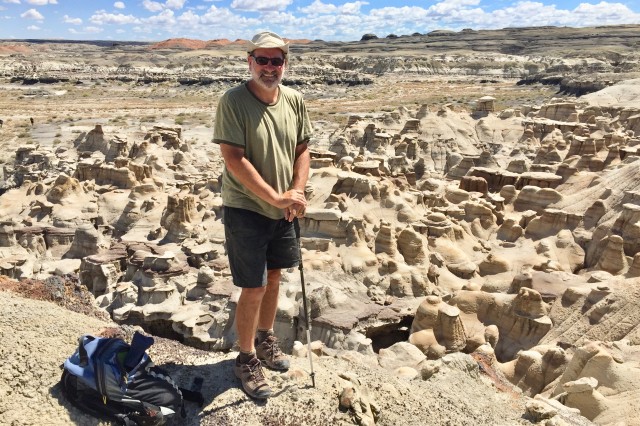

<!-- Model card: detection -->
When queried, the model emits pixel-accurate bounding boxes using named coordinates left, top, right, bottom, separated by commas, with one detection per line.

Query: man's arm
left=285, top=141, right=310, bottom=221
left=291, top=141, right=310, bottom=192
left=220, top=143, right=307, bottom=210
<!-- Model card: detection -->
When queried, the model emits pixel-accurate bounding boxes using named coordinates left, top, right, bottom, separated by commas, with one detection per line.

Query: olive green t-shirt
left=213, top=83, right=313, bottom=220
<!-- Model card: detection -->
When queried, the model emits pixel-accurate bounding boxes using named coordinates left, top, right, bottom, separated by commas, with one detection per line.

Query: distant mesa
left=361, top=33, right=379, bottom=41
left=149, top=37, right=312, bottom=50
left=427, top=29, right=457, bottom=36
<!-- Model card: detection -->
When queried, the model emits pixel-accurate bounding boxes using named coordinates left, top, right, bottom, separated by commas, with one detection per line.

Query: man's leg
left=237, top=286, right=267, bottom=353
left=255, top=268, right=290, bottom=371
left=257, top=269, right=281, bottom=331
left=224, top=206, right=274, bottom=399
left=234, top=286, right=273, bottom=400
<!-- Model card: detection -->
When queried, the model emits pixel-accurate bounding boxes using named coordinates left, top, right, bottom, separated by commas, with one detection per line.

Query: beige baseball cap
left=247, top=31, right=289, bottom=55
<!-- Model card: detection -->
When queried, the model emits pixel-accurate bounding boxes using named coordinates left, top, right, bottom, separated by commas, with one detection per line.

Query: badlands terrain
left=1, top=24, right=640, bottom=425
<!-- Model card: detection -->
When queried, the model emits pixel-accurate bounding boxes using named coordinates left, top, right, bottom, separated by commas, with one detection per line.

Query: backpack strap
left=179, top=387, right=204, bottom=407
left=124, top=332, right=154, bottom=371
left=78, top=335, right=97, bottom=367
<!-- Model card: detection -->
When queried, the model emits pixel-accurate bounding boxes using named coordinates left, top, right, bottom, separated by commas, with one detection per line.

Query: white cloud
left=27, top=24, right=39, bottom=29
left=299, top=0, right=336, bottom=15
left=26, top=0, right=57, bottom=5
left=90, top=10, right=140, bottom=25
left=200, top=4, right=258, bottom=26
left=177, top=9, right=200, bottom=26
left=572, top=2, right=639, bottom=24
left=299, top=0, right=368, bottom=17
left=144, top=9, right=175, bottom=25
left=133, top=25, right=153, bottom=33
left=341, top=1, right=368, bottom=15
left=165, top=0, right=186, bottom=9
left=231, top=0, right=292, bottom=12
left=428, top=0, right=480, bottom=16
left=21, top=8, right=43, bottom=19
left=69, top=26, right=103, bottom=34
left=143, top=0, right=163, bottom=12
left=114, top=1, right=125, bottom=9
left=63, top=14, right=81, bottom=24
left=3, top=0, right=21, bottom=4
left=286, top=0, right=640, bottom=41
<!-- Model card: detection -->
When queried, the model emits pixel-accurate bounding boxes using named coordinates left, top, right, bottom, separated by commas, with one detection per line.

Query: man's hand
left=284, top=202, right=306, bottom=222
left=274, top=189, right=307, bottom=210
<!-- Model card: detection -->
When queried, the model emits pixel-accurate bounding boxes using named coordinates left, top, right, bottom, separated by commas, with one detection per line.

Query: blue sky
left=1, top=0, right=639, bottom=42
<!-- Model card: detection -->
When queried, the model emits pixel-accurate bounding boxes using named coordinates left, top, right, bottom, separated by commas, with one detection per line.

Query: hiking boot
left=234, top=355, right=272, bottom=399
left=256, top=335, right=290, bottom=371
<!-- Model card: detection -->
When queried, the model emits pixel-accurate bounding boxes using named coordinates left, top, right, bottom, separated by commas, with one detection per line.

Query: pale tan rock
left=596, top=234, right=628, bottom=274
left=514, top=186, right=563, bottom=213
left=45, top=173, right=83, bottom=204
left=445, top=186, right=471, bottom=204
left=447, top=261, right=477, bottom=279
left=500, top=185, right=518, bottom=204
left=525, top=208, right=582, bottom=239
left=517, top=172, right=563, bottom=190
left=378, top=341, right=426, bottom=370
left=459, top=175, right=488, bottom=194
left=478, top=253, right=511, bottom=276
left=332, top=173, right=381, bottom=199
left=160, top=193, right=196, bottom=243
left=484, top=325, right=499, bottom=348
left=423, top=212, right=456, bottom=239
left=436, top=304, right=467, bottom=352
left=501, top=345, right=568, bottom=396
left=396, top=226, right=425, bottom=265
left=627, top=253, right=640, bottom=277
left=497, top=217, right=523, bottom=242
left=611, top=203, right=640, bottom=255
left=513, top=287, right=548, bottom=319
left=338, top=372, right=380, bottom=426
left=76, top=124, right=109, bottom=154
left=78, top=249, right=127, bottom=295
left=564, top=377, right=598, bottom=394
left=64, top=223, right=110, bottom=259
left=411, top=295, right=441, bottom=333
left=75, top=160, right=142, bottom=189
left=538, top=101, right=578, bottom=121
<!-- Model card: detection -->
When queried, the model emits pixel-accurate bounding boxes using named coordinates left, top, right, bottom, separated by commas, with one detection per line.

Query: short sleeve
left=213, top=92, right=246, bottom=148
left=298, top=98, right=313, bottom=144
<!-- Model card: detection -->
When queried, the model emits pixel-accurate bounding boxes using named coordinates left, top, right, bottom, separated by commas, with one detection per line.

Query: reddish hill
left=0, top=44, right=32, bottom=55
left=149, top=38, right=232, bottom=50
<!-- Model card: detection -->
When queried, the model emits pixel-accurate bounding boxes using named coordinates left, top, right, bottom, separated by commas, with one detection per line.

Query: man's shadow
left=163, top=358, right=261, bottom=424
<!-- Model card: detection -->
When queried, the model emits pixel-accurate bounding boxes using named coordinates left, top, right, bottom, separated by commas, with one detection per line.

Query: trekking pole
left=294, top=217, right=316, bottom=388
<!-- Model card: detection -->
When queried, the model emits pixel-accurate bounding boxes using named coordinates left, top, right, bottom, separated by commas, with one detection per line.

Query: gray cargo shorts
left=223, top=206, right=299, bottom=288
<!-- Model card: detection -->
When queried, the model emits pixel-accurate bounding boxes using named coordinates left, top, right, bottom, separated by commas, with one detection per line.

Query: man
left=213, top=31, right=312, bottom=399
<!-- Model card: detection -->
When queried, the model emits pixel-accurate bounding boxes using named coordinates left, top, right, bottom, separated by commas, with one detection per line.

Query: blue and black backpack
left=61, top=332, right=203, bottom=425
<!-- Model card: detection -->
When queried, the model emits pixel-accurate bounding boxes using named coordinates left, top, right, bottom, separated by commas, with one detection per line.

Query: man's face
left=249, top=47, right=286, bottom=90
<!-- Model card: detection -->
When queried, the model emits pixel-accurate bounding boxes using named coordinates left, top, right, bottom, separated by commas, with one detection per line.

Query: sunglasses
left=251, top=55, right=285, bottom=67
